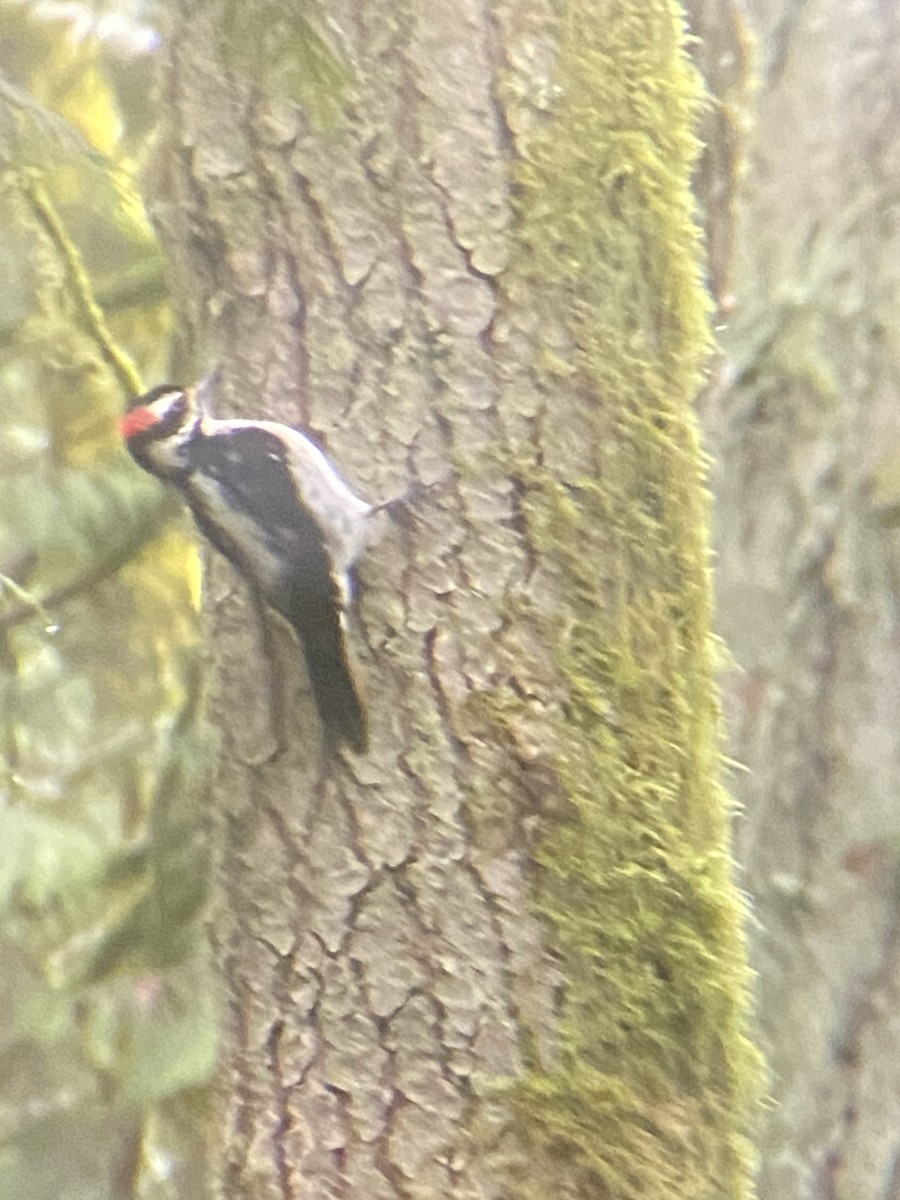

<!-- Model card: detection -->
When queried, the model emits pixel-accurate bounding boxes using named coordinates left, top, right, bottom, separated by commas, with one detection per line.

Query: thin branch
left=0, top=495, right=177, bottom=633
left=21, top=174, right=144, bottom=397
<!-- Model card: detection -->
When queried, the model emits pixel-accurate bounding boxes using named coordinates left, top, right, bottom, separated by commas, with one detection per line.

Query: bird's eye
left=158, top=391, right=188, bottom=432
left=167, top=393, right=187, bottom=418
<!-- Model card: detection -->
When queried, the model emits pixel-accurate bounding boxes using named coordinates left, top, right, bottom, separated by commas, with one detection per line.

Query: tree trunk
left=700, top=3, right=900, bottom=1198
left=150, top=1, right=759, bottom=1196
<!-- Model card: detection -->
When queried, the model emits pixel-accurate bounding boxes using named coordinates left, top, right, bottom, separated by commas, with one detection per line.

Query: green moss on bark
left=501, top=2, right=762, bottom=1196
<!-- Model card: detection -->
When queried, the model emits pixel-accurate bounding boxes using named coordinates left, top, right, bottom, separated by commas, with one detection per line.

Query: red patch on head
left=119, top=407, right=161, bottom=441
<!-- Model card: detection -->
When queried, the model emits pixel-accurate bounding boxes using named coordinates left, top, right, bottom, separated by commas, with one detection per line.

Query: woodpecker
left=120, top=380, right=373, bottom=754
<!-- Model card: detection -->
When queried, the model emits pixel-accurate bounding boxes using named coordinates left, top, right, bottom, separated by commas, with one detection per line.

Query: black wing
left=181, top=426, right=366, bottom=753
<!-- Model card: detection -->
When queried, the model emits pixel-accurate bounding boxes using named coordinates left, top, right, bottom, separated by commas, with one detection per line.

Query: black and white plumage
left=120, top=381, right=373, bottom=754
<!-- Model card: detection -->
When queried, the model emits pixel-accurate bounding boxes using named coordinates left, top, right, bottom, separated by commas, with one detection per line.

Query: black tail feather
left=302, top=633, right=368, bottom=755
left=279, top=581, right=367, bottom=755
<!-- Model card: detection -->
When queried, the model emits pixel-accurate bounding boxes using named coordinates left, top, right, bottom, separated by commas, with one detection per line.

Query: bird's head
left=120, top=384, right=192, bottom=445
left=120, top=384, right=199, bottom=478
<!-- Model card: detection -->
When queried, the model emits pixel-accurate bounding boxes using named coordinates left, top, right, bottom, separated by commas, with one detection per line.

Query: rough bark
left=683, top=0, right=750, bottom=320
left=149, top=1, right=758, bottom=1197
left=702, top=3, right=900, bottom=1198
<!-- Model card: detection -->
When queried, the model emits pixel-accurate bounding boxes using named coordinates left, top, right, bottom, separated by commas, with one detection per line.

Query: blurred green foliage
left=0, top=4, right=215, bottom=1197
